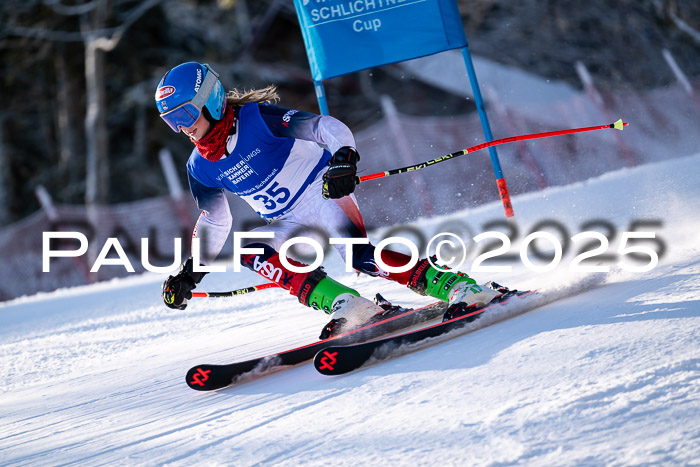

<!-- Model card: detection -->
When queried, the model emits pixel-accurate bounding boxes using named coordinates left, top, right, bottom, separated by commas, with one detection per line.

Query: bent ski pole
left=356, top=119, right=629, bottom=184
left=192, top=282, right=280, bottom=298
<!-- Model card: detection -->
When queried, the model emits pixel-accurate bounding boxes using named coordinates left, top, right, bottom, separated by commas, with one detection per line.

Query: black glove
left=322, top=146, right=359, bottom=199
left=162, top=257, right=208, bottom=310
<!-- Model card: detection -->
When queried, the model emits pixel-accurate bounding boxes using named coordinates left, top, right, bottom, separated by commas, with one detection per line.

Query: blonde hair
left=226, top=85, right=280, bottom=108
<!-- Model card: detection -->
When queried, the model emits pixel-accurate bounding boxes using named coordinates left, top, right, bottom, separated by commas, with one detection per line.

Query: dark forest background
left=1, top=0, right=699, bottom=226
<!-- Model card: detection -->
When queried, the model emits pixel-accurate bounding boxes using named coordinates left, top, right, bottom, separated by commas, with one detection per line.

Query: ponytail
left=226, top=85, right=280, bottom=108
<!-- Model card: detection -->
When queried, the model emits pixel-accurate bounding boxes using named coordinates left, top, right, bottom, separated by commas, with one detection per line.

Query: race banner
left=293, top=0, right=468, bottom=80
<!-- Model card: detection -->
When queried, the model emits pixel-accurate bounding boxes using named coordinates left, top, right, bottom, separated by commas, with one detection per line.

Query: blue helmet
left=155, top=62, right=226, bottom=133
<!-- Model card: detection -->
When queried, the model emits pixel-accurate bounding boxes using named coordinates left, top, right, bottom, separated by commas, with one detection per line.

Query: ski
left=185, top=299, right=447, bottom=391
left=313, top=275, right=606, bottom=376
left=313, top=291, right=534, bottom=375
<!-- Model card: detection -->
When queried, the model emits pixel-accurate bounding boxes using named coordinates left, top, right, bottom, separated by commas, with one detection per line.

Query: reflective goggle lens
left=160, top=103, right=201, bottom=133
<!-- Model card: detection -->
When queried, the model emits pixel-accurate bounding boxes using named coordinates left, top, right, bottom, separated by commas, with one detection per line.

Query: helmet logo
left=194, top=68, right=203, bottom=93
left=156, top=86, right=176, bottom=100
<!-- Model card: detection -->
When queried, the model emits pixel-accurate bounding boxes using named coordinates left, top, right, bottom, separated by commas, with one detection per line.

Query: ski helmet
left=155, top=62, right=226, bottom=133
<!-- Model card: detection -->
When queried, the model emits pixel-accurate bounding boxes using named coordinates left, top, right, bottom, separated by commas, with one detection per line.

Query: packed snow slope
left=1, top=153, right=699, bottom=466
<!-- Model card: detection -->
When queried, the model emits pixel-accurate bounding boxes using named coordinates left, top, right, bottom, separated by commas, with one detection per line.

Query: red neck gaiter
left=192, top=105, right=235, bottom=162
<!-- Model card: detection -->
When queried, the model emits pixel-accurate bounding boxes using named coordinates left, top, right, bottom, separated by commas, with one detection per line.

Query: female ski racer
left=156, top=62, right=501, bottom=337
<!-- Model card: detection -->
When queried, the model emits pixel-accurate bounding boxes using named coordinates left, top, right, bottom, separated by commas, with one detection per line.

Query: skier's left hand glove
left=162, top=257, right=208, bottom=310
left=323, top=146, right=359, bottom=199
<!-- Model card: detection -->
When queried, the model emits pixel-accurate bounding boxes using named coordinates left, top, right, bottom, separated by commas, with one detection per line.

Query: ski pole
left=192, top=282, right=280, bottom=298
left=191, top=120, right=627, bottom=299
left=356, top=119, right=629, bottom=184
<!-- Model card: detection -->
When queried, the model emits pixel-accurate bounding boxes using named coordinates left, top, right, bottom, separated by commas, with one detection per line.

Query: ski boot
left=443, top=281, right=520, bottom=321
left=319, top=293, right=388, bottom=339
left=301, top=272, right=385, bottom=339
left=319, top=293, right=412, bottom=339
left=407, top=258, right=509, bottom=323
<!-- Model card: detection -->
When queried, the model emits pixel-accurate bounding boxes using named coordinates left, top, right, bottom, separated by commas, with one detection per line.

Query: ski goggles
left=159, top=65, right=219, bottom=133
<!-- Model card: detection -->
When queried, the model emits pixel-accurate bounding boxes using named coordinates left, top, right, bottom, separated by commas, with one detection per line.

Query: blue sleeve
left=188, top=172, right=226, bottom=214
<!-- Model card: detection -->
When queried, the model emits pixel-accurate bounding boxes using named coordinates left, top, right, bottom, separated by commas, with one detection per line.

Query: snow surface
left=1, top=153, right=699, bottom=466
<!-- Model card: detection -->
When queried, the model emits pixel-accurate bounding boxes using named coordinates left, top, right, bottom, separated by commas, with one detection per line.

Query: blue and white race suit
left=187, top=103, right=376, bottom=272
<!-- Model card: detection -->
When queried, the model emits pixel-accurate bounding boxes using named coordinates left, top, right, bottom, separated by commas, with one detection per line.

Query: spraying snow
left=1, top=153, right=699, bottom=465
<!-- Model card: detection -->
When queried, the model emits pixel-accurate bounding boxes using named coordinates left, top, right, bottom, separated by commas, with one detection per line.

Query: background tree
left=0, top=0, right=698, bottom=225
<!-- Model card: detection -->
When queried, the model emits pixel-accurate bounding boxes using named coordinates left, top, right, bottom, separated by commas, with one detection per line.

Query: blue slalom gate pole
left=314, top=80, right=330, bottom=116
left=460, top=46, right=514, bottom=217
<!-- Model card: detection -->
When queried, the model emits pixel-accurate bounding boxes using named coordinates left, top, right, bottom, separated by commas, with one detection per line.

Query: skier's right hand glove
left=322, top=146, right=360, bottom=199
left=162, top=257, right=208, bottom=310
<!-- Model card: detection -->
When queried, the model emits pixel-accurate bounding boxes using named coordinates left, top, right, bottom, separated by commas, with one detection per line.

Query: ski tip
left=612, top=119, right=628, bottom=130
left=186, top=365, right=227, bottom=391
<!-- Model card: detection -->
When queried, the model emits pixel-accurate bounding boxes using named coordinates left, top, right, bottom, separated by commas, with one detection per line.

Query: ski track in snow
left=1, top=154, right=699, bottom=465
